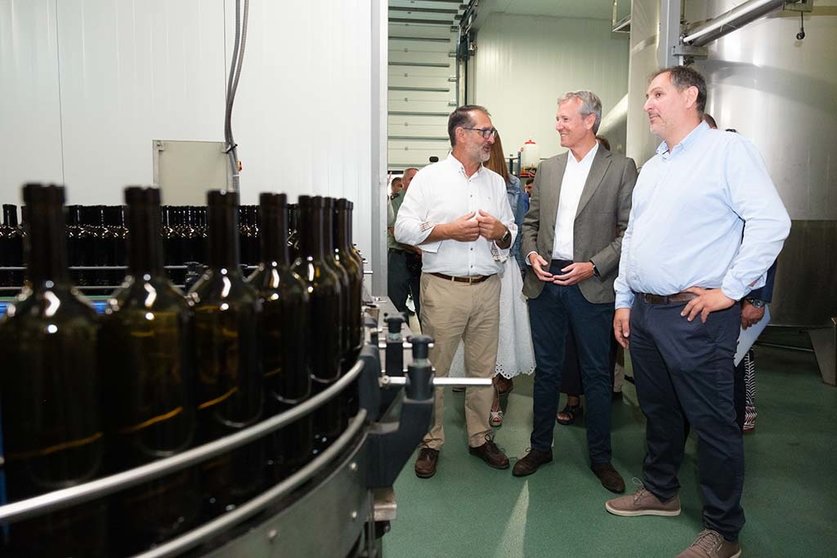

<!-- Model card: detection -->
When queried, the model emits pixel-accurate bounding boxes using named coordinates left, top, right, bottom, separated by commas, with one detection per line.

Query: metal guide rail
left=0, top=297, right=489, bottom=557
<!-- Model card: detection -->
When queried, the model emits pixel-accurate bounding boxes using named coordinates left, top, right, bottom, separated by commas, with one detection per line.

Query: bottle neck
left=322, top=202, right=335, bottom=255
left=2, top=204, right=18, bottom=227
left=335, top=206, right=349, bottom=252
left=299, top=201, right=325, bottom=260
left=207, top=195, right=241, bottom=269
left=126, top=197, right=165, bottom=276
left=25, top=192, right=70, bottom=286
left=259, top=201, right=290, bottom=266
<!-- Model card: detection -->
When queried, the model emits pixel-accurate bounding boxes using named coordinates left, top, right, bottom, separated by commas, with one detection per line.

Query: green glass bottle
left=292, top=195, right=343, bottom=450
left=188, top=190, right=263, bottom=518
left=248, top=193, right=313, bottom=480
left=98, top=187, right=199, bottom=553
left=0, top=183, right=106, bottom=557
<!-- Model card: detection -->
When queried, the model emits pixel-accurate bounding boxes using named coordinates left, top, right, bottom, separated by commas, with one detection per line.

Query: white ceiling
left=387, top=0, right=629, bottom=28
left=476, top=0, right=620, bottom=22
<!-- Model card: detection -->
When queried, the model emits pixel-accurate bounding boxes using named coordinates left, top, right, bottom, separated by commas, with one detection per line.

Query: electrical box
left=152, top=140, right=230, bottom=205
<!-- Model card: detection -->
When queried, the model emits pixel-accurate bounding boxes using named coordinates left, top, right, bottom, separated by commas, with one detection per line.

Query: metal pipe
left=0, top=359, right=365, bottom=523
left=682, top=0, right=785, bottom=47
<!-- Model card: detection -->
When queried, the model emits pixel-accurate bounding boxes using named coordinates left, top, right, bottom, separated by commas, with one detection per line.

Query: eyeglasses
left=462, top=127, right=497, bottom=139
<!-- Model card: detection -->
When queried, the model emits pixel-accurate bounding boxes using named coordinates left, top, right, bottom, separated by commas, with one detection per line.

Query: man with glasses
left=395, top=105, right=515, bottom=478
left=512, top=91, right=637, bottom=495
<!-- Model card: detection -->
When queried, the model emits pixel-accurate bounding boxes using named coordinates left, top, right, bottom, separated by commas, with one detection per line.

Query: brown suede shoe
left=591, top=462, right=626, bottom=493
left=468, top=440, right=509, bottom=469
left=512, top=448, right=553, bottom=477
left=414, top=448, right=439, bottom=478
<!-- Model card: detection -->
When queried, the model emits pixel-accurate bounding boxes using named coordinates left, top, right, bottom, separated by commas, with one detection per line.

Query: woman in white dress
left=448, top=131, right=536, bottom=426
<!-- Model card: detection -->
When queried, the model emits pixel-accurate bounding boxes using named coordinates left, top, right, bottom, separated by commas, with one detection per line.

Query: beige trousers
left=419, top=272, right=500, bottom=449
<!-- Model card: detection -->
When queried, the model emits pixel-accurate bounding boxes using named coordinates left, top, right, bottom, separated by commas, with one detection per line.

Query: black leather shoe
left=512, top=448, right=553, bottom=477
left=591, top=462, right=626, bottom=493
left=415, top=448, right=439, bottom=478
left=468, top=440, right=509, bottom=469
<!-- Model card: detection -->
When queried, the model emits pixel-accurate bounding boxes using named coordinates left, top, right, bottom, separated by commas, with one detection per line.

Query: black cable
left=796, top=11, right=806, bottom=41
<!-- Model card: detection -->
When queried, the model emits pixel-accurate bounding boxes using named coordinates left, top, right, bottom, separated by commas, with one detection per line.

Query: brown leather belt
left=637, top=291, right=698, bottom=305
left=429, top=272, right=493, bottom=285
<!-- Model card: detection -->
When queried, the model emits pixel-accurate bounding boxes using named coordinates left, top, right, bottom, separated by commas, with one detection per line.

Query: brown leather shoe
left=414, top=448, right=439, bottom=478
left=468, top=440, right=509, bottom=469
left=591, top=462, right=626, bottom=493
left=512, top=448, right=553, bottom=477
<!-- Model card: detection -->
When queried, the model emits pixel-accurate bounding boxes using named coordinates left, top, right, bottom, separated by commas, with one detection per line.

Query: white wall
left=471, top=13, right=630, bottom=160
left=0, top=0, right=383, bottom=271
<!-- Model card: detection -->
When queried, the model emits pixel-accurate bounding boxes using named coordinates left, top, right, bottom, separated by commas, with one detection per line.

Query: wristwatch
left=745, top=297, right=765, bottom=308
left=499, top=228, right=512, bottom=245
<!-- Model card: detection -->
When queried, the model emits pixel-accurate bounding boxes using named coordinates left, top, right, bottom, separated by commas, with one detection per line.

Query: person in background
left=395, top=105, right=516, bottom=478
left=390, top=176, right=403, bottom=199
left=701, top=114, right=771, bottom=435
left=483, top=130, right=535, bottom=426
left=523, top=178, right=535, bottom=198
left=606, top=65, right=790, bottom=558
left=387, top=168, right=421, bottom=318
left=737, top=262, right=776, bottom=433
left=513, top=91, right=637, bottom=496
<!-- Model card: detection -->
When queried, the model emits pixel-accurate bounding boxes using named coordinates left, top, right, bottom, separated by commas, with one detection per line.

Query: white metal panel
left=472, top=13, right=630, bottom=160
left=226, top=0, right=375, bottom=255
left=0, top=0, right=63, bottom=205
left=56, top=0, right=226, bottom=205
left=0, top=0, right=381, bottom=262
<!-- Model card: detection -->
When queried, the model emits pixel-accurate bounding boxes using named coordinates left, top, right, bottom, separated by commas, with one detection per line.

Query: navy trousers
left=528, top=261, right=614, bottom=464
left=630, top=296, right=744, bottom=541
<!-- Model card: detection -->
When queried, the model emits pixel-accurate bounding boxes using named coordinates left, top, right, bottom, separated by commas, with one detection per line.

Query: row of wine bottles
left=0, top=183, right=364, bottom=557
left=0, top=202, right=314, bottom=290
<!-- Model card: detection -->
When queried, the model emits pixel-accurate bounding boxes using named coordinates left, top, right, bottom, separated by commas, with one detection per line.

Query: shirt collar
left=446, top=152, right=485, bottom=177
left=569, top=142, right=599, bottom=166
left=657, top=121, right=709, bottom=156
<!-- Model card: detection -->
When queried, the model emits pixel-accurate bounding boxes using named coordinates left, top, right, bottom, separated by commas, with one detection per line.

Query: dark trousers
left=387, top=249, right=421, bottom=318
left=528, top=261, right=614, bottom=464
left=561, top=327, right=617, bottom=397
left=630, top=297, right=744, bottom=541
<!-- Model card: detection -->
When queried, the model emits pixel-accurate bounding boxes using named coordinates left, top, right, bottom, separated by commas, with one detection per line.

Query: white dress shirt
left=395, top=154, right=516, bottom=277
left=552, top=143, right=598, bottom=260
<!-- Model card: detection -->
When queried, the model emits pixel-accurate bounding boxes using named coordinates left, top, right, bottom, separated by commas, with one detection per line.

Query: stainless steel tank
left=690, top=0, right=837, bottom=329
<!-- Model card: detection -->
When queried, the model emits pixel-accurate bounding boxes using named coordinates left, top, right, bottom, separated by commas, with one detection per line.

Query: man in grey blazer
left=512, top=91, right=637, bottom=494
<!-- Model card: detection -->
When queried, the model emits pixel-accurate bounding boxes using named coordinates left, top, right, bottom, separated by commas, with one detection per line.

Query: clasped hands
left=444, top=210, right=506, bottom=242
left=528, top=253, right=594, bottom=287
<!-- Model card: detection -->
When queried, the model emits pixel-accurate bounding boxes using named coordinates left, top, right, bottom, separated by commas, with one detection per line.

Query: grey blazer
left=521, top=147, right=637, bottom=304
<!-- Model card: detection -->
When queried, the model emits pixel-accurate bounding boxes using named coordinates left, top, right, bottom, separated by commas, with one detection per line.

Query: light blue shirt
left=614, top=122, right=790, bottom=309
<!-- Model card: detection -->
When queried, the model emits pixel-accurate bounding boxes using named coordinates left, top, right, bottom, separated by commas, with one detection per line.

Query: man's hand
left=614, top=308, right=631, bottom=349
left=475, top=210, right=506, bottom=241
left=552, top=262, right=595, bottom=286
left=437, top=211, right=480, bottom=241
left=528, top=252, right=554, bottom=282
left=681, top=287, right=736, bottom=323
left=740, top=300, right=765, bottom=329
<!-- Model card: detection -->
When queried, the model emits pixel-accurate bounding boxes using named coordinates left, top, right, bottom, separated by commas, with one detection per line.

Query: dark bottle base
left=1, top=500, right=108, bottom=558
left=107, top=469, right=201, bottom=556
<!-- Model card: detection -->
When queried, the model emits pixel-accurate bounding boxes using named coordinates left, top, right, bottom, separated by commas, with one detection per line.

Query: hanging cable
left=796, top=10, right=806, bottom=40
left=224, top=0, right=250, bottom=192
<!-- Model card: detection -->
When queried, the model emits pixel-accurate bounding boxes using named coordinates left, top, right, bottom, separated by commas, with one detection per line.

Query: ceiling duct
left=682, top=0, right=787, bottom=47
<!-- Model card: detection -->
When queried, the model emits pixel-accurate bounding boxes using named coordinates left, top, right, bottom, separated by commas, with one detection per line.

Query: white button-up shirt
left=395, top=154, right=516, bottom=277
left=552, top=143, right=598, bottom=260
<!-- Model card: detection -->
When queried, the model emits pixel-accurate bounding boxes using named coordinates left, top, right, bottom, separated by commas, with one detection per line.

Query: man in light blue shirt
left=604, top=66, right=790, bottom=558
